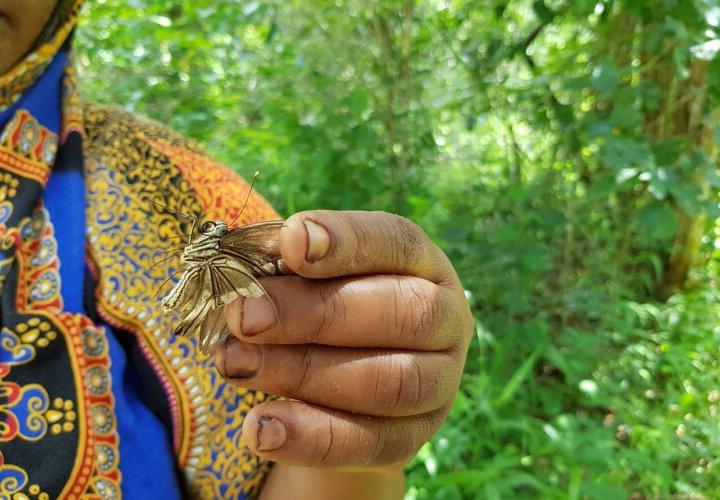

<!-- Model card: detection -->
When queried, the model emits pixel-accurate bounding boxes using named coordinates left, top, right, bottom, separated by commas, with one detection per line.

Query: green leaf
left=600, top=136, right=655, bottom=171
left=609, top=91, right=643, bottom=131
left=532, top=0, right=554, bottom=23
left=653, top=137, right=688, bottom=166
left=635, top=201, right=678, bottom=240
left=496, top=343, right=546, bottom=407
left=590, top=60, right=620, bottom=98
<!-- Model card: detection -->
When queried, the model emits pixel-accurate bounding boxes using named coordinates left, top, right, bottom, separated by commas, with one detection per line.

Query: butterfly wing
left=219, top=220, right=286, bottom=277
left=162, top=221, right=283, bottom=356
left=162, top=264, right=207, bottom=314
left=198, top=307, right=230, bottom=356
left=208, top=255, right=266, bottom=307
left=171, top=266, right=214, bottom=338
left=194, top=255, right=268, bottom=355
left=221, top=220, right=284, bottom=250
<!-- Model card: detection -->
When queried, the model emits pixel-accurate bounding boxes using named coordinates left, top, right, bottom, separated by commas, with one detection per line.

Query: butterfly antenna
left=167, top=231, right=198, bottom=241
left=154, top=245, right=188, bottom=255
left=149, top=199, right=198, bottom=221
left=188, top=218, right=197, bottom=244
left=152, top=269, right=183, bottom=300
left=229, top=171, right=260, bottom=228
left=146, top=252, right=182, bottom=273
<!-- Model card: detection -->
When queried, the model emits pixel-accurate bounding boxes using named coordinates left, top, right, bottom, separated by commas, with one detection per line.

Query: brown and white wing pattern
left=208, top=254, right=266, bottom=307
left=198, top=307, right=229, bottom=356
left=162, top=220, right=285, bottom=356
left=168, top=265, right=214, bottom=338
left=194, top=255, right=267, bottom=355
left=161, top=265, right=206, bottom=314
left=219, top=220, right=286, bottom=277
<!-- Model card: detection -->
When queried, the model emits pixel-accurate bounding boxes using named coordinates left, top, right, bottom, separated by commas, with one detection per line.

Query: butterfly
left=155, top=174, right=285, bottom=355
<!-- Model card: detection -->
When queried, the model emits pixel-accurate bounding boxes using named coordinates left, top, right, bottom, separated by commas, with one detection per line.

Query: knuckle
left=399, top=355, right=424, bottom=413
left=395, top=278, right=442, bottom=345
left=371, top=423, right=417, bottom=466
left=371, top=365, right=384, bottom=410
left=369, top=424, right=392, bottom=465
left=375, top=354, right=424, bottom=415
left=426, top=288, right=446, bottom=341
left=392, top=215, right=425, bottom=245
left=311, top=414, right=336, bottom=467
left=422, top=357, right=445, bottom=404
left=390, top=277, right=404, bottom=345
left=313, top=282, right=347, bottom=340
left=437, top=288, right=468, bottom=351
left=291, top=345, right=314, bottom=395
left=388, top=215, right=425, bottom=271
left=348, top=217, right=374, bottom=269
left=391, top=277, right=416, bottom=341
left=446, top=293, right=475, bottom=352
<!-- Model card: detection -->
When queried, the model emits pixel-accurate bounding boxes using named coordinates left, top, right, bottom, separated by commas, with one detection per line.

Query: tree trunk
left=659, top=60, right=714, bottom=299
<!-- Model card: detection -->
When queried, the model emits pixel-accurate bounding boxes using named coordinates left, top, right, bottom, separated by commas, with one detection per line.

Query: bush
left=77, top=0, right=720, bottom=496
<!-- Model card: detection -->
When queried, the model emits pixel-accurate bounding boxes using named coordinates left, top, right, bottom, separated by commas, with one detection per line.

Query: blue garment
left=45, top=166, right=182, bottom=499
left=0, top=40, right=66, bottom=126
left=1, top=8, right=269, bottom=494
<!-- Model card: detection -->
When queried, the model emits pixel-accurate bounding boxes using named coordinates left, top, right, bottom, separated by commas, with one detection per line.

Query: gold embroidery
left=61, top=65, right=84, bottom=142
left=84, top=103, right=275, bottom=497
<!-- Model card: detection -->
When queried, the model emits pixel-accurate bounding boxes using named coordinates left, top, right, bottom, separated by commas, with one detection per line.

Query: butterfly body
left=179, top=222, right=227, bottom=264
left=160, top=219, right=285, bottom=355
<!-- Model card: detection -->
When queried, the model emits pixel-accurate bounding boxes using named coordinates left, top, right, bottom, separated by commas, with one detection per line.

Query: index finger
left=279, top=210, right=456, bottom=286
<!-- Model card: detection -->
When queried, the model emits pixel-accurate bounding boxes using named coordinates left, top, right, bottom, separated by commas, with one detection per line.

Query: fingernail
left=256, top=416, right=287, bottom=451
left=242, top=297, right=276, bottom=336
left=224, top=339, right=261, bottom=379
left=304, top=219, right=330, bottom=262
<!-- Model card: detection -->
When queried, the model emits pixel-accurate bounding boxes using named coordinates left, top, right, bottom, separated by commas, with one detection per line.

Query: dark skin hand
left=0, top=0, right=58, bottom=76
left=216, top=211, right=474, bottom=498
left=4, top=4, right=474, bottom=496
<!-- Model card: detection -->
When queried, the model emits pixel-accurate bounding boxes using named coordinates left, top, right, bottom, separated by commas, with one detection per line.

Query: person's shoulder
left=80, top=100, right=203, bottom=153
left=80, top=100, right=278, bottom=223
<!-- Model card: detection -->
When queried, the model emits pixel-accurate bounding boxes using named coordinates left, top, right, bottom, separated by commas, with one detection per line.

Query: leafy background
left=76, top=0, right=720, bottom=498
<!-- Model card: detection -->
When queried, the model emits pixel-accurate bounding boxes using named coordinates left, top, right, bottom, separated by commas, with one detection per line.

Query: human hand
left=215, top=210, right=473, bottom=470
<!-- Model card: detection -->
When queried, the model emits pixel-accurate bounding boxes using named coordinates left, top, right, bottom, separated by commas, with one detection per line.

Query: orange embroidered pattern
left=83, top=103, right=275, bottom=498
left=150, top=140, right=279, bottom=225
left=0, top=111, right=57, bottom=185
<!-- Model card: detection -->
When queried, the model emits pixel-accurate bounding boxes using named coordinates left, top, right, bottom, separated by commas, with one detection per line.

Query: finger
left=215, top=338, right=459, bottom=417
left=240, top=400, right=447, bottom=468
left=224, top=275, right=467, bottom=351
left=279, top=210, right=458, bottom=287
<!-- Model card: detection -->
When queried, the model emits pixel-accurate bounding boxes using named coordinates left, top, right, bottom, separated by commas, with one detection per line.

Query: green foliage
left=76, top=0, right=720, bottom=497
left=407, top=288, right=720, bottom=498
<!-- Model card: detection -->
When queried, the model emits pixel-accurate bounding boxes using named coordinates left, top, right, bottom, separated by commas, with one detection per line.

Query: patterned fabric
left=1, top=2, right=276, bottom=498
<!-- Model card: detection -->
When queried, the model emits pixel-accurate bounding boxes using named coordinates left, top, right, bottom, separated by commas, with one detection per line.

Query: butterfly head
left=200, top=220, right=229, bottom=237
left=180, top=220, right=228, bottom=263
